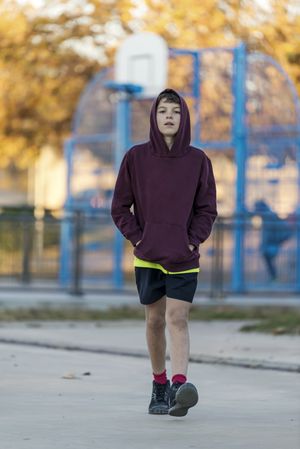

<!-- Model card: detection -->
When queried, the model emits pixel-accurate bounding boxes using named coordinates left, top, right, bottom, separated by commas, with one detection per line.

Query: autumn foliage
left=0, top=0, right=299, bottom=169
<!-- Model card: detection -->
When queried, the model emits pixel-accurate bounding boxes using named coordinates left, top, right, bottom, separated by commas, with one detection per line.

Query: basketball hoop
left=115, top=32, right=168, bottom=98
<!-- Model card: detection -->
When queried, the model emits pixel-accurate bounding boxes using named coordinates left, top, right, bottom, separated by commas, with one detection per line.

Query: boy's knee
left=146, top=315, right=166, bottom=332
left=166, top=310, right=188, bottom=330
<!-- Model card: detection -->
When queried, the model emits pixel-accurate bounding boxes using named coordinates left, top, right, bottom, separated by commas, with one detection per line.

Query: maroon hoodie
left=111, top=89, right=217, bottom=272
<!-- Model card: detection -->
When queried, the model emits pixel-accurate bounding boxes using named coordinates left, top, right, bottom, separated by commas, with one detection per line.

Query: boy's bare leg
left=166, top=298, right=198, bottom=416
left=166, top=298, right=191, bottom=376
left=145, top=295, right=167, bottom=374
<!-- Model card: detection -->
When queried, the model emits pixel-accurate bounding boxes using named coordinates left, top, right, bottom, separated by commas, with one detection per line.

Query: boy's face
left=156, top=99, right=181, bottom=138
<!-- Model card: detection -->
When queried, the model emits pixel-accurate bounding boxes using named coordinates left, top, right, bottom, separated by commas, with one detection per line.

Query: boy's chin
left=161, top=132, right=177, bottom=138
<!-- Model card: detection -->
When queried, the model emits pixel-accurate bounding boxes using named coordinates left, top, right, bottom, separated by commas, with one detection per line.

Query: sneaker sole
left=148, top=406, right=169, bottom=415
left=168, top=383, right=198, bottom=417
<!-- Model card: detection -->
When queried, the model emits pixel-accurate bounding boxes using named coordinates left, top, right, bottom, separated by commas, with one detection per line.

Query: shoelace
left=155, top=383, right=167, bottom=401
left=172, top=382, right=182, bottom=391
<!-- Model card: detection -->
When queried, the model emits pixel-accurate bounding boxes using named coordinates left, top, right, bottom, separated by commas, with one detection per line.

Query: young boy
left=111, top=88, right=217, bottom=417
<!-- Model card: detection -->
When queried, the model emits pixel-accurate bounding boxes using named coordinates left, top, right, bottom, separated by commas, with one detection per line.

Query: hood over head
left=149, top=88, right=191, bottom=158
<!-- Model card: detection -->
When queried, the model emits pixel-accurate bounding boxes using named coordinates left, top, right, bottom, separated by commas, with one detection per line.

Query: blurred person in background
left=254, top=200, right=293, bottom=280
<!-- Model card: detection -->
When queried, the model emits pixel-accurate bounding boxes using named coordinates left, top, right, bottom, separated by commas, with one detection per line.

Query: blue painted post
left=296, top=136, right=300, bottom=293
left=193, top=51, right=201, bottom=143
left=113, top=97, right=131, bottom=289
left=232, top=43, right=247, bottom=292
left=59, top=138, right=74, bottom=287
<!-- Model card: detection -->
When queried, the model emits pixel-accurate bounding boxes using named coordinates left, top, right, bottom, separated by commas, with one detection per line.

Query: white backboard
left=115, top=32, right=168, bottom=98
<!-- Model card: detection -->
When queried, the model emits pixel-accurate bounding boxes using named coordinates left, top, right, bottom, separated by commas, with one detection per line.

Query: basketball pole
left=232, top=43, right=247, bottom=292
left=105, top=83, right=143, bottom=289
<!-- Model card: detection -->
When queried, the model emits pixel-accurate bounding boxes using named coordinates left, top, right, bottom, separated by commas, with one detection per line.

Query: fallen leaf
left=62, top=373, right=79, bottom=379
left=272, top=327, right=287, bottom=335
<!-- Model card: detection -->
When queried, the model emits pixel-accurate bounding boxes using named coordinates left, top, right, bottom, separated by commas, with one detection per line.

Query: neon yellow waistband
left=134, top=256, right=200, bottom=274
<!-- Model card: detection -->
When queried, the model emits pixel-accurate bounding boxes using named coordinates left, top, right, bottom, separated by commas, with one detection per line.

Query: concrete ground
left=0, top=289, right=300, bottom=309
left=0, top=320, right=299, bottom=371
left=1, top=342, right=300, bottom=449
left=1, top=290, right=300, bottom=448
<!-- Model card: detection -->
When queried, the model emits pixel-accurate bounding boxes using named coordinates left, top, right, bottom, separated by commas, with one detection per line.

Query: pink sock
left=172, top=374, right=187, bottom=384
left=153, top=369, right=167, bottom=384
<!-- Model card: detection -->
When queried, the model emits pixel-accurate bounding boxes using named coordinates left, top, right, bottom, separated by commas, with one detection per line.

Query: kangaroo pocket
left=134, top=221, right=192, bottom=264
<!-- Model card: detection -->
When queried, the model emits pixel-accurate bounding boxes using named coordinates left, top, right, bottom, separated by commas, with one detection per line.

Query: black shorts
left=135, top=267, right=198, bottom=305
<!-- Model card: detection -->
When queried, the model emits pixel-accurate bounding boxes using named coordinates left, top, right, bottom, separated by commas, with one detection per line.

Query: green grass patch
left=239, top=312, right=300, bottom=335
left=0, top=305, right=299, bottom=335
left=190, top=305, right=300, bottom=335
left=0, top=305, right=145, bottom=322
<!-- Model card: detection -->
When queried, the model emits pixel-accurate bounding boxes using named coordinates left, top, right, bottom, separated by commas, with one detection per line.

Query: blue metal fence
left=1, top=212, right=299, bottom=295
left=61, top=43, right=300, bottom=293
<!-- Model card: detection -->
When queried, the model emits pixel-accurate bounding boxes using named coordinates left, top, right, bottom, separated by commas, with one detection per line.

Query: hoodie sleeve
left=111, top=151, right=143, bottom=246
left=188, top=156, right=217, bottom=247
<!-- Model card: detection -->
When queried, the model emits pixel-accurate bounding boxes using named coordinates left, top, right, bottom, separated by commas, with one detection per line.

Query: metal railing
left=0, top=210, right=299, bottom=295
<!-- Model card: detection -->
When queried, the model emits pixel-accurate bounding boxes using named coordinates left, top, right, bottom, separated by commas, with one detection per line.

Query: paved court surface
left=1, top=290, right=300, bottom=448
left=0, top=289, right=300, bottom=309
left=0, top=320, right=299, bottom=371
left=1, top=342, right=300, bottom=449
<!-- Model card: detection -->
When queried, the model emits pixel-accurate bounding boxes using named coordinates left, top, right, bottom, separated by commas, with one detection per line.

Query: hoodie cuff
left=130, top=231, right=143, bottom=247
left=188, top=238, right=200, bottom=248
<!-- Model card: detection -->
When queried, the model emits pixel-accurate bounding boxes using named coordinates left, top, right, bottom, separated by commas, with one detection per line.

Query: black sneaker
left=168, top=382, right=198, bottom=417
left=148, top=380, right=170, bottom=415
